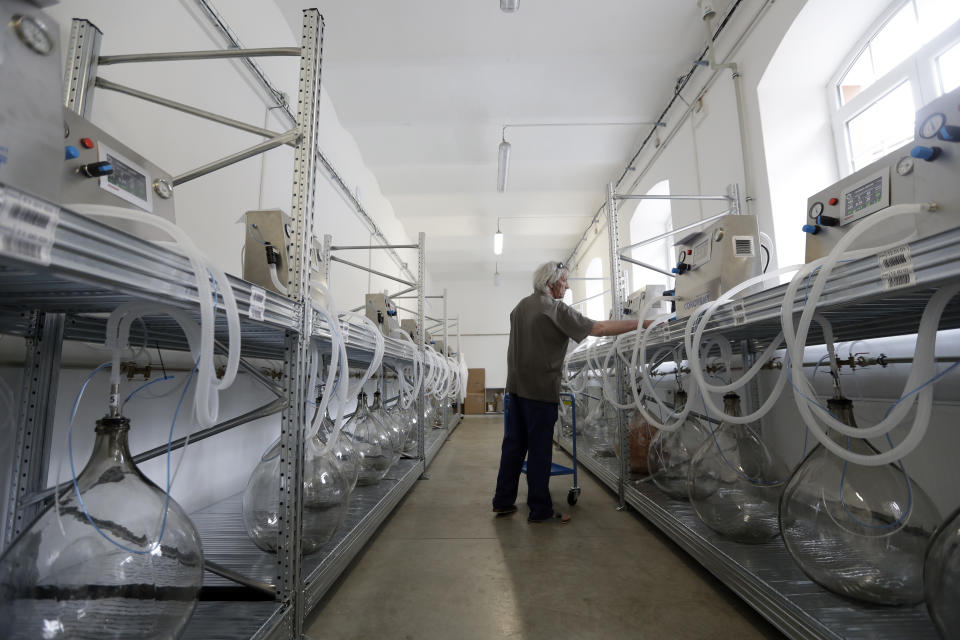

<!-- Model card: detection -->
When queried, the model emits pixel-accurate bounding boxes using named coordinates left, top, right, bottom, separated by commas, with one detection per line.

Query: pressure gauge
left=11, top=14, right=54, bottom=56
left=919, top=112, right=946, bottom=139
left=896, top=156, right=915, bottom=176
left=153, top=179, right=173, bottom=200
left=808, top=202, right=824, bottom=220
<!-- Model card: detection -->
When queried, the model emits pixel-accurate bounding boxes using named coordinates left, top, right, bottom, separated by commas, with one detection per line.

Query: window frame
left=829, top=2, right=960, bottom=175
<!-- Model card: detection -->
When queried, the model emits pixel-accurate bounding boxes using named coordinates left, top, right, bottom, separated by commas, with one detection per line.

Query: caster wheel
left=567, top=488, right=580, bottom=505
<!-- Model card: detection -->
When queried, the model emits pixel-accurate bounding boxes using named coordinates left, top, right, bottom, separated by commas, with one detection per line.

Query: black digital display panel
left=105, top=153, right=147, bottom=201
left=844, top=175, right=883, bottom=220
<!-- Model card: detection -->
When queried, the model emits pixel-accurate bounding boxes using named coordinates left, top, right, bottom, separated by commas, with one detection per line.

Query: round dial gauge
left=896, top=156, right=915, bottom=176
left=11, top=14, right=54, bottom=55
left=919, top=112, right=946, bottom=139
left=153, top=179, right=173, bottom=200
left=808, top=202, right=824, bottom=220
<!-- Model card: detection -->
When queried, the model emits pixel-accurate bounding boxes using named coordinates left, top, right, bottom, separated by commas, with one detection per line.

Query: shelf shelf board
left=555, top=438, right=941, bottom=640
left=567, top=227, right=960, bottom=367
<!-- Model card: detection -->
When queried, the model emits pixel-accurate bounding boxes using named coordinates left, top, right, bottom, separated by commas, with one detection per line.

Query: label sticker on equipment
left=881, top=267, right=916, bottom=291
left=877, top=245, right=913, bottom=272
left=248, top=286, right=266, bottom=321
left=0, top=188, right=59, bottom=265
left=732, top=299, right=747, bottom=325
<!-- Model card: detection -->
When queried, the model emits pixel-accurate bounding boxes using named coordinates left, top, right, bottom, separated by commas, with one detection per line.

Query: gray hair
left=533, top=261, right=567, bottom=293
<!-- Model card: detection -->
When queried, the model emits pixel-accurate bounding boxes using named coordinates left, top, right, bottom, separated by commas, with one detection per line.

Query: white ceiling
left=276, top=0, right=706, bottom=280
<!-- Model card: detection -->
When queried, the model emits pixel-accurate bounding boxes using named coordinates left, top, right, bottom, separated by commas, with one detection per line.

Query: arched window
left=584, top=257, right=604, bottom=320
left=628, top=180, right=672, bottom=294
left=831, top=0, right=960, bottom=173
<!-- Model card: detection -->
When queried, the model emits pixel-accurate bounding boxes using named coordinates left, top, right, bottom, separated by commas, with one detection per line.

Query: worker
left=492, top=260, right=644, bottom=523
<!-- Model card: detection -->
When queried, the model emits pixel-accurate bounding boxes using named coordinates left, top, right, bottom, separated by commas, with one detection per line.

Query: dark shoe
left=528, top=511, right=571, bottom=524
left=492, top=505, right=518, bottom=516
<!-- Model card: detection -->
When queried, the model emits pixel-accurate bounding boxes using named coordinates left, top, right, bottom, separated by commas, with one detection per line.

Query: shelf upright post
left=442, top=288, right=448, bottom=428
left=276, top=10, right=323, bottom=639
left=605, top=182, right=630, bottom=509
left=2, top=312, right=64, bottom=547
left=417, top=232, right=426, bottom=463
left=2, top=17, right=102, bottom=547
left=63, top=19, right=102, bottom=118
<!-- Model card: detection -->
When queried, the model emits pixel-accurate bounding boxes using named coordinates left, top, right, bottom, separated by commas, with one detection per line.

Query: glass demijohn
left=322, top=410, right=360, bottom=493
left=342, top=392, right=394, bottom=486
left=242, top=430, right=349, bottom=555
left=925, top=506, right=960, bottom=637
left=647, top=390, right=710, bottom=498
left=371, top=391, right=403, bottom=467
left=0, top=415, right=203, bottom=640
left=688, top=393, right=788, bottom=543
left=780, top=397, right=942, bottom=606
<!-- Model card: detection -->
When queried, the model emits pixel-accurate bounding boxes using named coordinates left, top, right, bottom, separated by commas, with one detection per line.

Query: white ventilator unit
left=804, top=86, right=960, bottom=262
left=625, top=284, right=668, bottom=320
left=240, top=209, right=291, bottom=295
left=365, top=293, right=400, bottom=337
left=671, top=214, right=761, bottom=319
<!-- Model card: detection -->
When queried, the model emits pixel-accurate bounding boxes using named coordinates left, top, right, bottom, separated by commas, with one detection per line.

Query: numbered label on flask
left=248, top=286, right=266, bottom=321
left=0, top=188, right=59, bottom=266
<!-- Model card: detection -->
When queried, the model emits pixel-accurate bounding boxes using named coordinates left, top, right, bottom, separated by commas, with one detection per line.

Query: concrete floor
left=305, top=416, right=785, bottom=640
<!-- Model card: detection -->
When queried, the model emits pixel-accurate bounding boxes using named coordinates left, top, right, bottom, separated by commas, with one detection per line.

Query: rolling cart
left=521, top=392, right=581, bottom=505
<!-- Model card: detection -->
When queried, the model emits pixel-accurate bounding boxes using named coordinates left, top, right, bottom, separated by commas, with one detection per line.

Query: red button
left=828, top=197, right=839, bottom=206
left=80, top=138, right=94, bottom=149
left=687, top=249, right=692, bottom=255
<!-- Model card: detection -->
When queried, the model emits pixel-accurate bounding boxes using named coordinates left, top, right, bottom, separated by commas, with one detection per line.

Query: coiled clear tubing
left=779, top=397, right=941, bottom=605
left=688, top=393, right=788, bottom=543
left=343, top=392, right=395, bottom=486
left=647, top=391, right=710, bottom=499
left=0, top=416, right=203, bottom=640
left=925, top=506, right=960, bottom=638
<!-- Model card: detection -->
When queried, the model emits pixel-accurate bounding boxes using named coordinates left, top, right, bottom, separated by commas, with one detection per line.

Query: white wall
left=0, top=0, right=440, bottom=519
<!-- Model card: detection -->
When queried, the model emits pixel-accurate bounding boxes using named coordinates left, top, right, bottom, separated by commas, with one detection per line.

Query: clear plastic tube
left=781, top=202, right=945, bottom=465
left=71, top=204, right=241, bottom=427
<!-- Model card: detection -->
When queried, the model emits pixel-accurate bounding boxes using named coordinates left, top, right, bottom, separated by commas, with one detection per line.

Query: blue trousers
left=492, top=393, right=558, bottom=520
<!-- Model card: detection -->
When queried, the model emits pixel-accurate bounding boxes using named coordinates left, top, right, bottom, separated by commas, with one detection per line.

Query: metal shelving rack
left=558, top=183, right=960, bottom=639
left=0, top=10, right=460, bottom=640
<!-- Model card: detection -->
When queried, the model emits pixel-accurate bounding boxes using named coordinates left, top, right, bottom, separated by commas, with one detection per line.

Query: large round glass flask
left=0, top=416, right=203, bottom=640
left=398, top=402, right=420, bottom=459
left=321, top=411, right=360, bottom=493
left=689, top=392, right=788, bottom=543
left=647, top=391, right=710, bottom=498
left=779, top=397, right=942, bottom=606
left=242, top=431, right=349, bottom=554
left=371, top=391, right=403, bottom=467
left=925, top=506, right=960, bottom=637
left=585, top=398, right=617, bottom=458
left=342, top=392, right=394, bottom=486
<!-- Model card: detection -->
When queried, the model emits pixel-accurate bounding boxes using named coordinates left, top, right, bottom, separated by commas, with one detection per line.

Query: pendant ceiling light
left=500, top=0, right=519, bottom=12
left=494, top=218, right=503, bottom=255
left=497, top=138, right=511, bottom=193
left=494, top=263, right=502, bottom=286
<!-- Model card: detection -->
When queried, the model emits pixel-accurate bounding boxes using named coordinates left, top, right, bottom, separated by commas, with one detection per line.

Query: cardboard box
left=464, top=393, right=485, bottom=415
left=467, top=368, right=485, bottom=394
